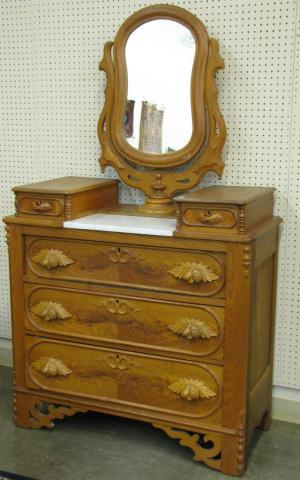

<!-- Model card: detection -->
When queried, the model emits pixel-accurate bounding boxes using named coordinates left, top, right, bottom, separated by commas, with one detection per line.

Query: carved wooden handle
left=198, top=212, right=223, bottom=224
left=169, top=262, right=218, bottom=284
left=31, top=301, right=72, bottom=321
left=168, top=318, right=217, bottom=340
left=100, top=298, right=141, bottom=315
left=168, top=378, right=216, bottom=401
left=32, top=200, right=52, bottom=212
left=31, top=357, right=72, bottom=377
left=106, top=354, right=139, bottom=370
left=31, top=249, right=74, bottom=269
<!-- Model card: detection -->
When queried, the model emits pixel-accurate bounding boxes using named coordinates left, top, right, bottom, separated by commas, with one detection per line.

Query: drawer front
left=25, top=284, right=224, bottom=361
left=16, top=194, right=64, bottom=217
left=26, top=337, right=222, bottom=422
left=25, top=237, right=226, bottom=298
left=182, top=206, right=238, bottom=229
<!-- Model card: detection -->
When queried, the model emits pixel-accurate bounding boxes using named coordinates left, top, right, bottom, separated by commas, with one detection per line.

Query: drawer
left=182, top=206, right=238, bottom=230
left=25, top=237, right=226, bottom=298
left=26, top=337, right=222, bottom=424
left=25, top=284, right=224, bottom=361
left=16, top=195, right=64, bottom=217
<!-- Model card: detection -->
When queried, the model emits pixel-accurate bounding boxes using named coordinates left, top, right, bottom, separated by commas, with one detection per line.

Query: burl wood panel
left=25, top=336, right=222, bottom=426
left=24, top=284, right=224, bottom=361
left=25, top=236, right=226, bottom=298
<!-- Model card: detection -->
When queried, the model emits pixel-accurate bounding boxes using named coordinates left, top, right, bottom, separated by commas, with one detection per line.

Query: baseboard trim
left=272, top=386, right=300, bottom=424
left=0, top=338, right=13, bottom=367
left=1, top=338, right=299, bottom=424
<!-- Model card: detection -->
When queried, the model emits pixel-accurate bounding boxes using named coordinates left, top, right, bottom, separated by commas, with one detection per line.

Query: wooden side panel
left=249, top=257, right=273, bottom=387
left=5, top=225, right=26, bottom=387
left=247, top=227, right=279, bottom=439
left=221, top=242, right=253, bottom=476
left=69, top=183, right=119, bottom=220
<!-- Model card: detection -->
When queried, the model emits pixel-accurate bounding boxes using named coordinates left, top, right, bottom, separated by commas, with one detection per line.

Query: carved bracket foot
left=14, top=391, right=87, bottom=429
left=153, top=423, right=221, bottom=471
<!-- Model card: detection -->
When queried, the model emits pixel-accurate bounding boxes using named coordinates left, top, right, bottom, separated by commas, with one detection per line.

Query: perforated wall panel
left=0, top=0, right=299, bottom=388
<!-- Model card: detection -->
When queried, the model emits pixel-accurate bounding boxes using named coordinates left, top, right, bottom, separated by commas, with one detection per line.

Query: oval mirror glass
left=125, top=19, right=195, bottom=154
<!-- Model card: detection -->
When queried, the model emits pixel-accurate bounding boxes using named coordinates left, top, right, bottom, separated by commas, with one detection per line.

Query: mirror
left=98, top=4, right=226, bottom=214
left=125, top=20, right=195, bottom=154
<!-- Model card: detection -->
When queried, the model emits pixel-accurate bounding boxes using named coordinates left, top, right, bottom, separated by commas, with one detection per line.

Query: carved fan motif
left=169, top=378, right=216, bottom=401
left=31, top=301, right=72, bottom=321
left=169, top=262, right=218, bottom=284
left=31, top=357, right=72, bottom=377
left=31, top=249, right=74, bottom=269
left=168, top=318, right=217, bottom=340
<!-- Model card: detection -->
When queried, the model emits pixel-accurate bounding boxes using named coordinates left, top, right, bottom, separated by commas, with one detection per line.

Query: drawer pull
left=169, top=262, right=218, bottom=284
left=105, top=247, right=140, bottom=264
left=31, top=249, right=74, bottom=269
left=106, top=354, right=140, bottom=370
left=31, top=301, right=72, bottom=321
left=101, top=298, right=141, bottom=315
left=168, top=318, right=217, bottom=340
left=32, top=200, right=52, bottom=212
left=198, top=212, right=223, bottom=224
left=31, top=357, right=72, bottom=377
left=169, top=378, right=216, bottom=401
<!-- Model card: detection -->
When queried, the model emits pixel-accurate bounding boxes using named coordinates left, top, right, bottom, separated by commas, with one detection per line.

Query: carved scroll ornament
left=153, top=424, right=221, bottom=470
left=106, top=354, right=140, bottom=370
left=28, top=399, right=87, bottom=429
left=169, top=378, right=216, bottom=401
left=31, top=249, right=74, bottom=269
left=101, top=298, right=141, bottom=315
left=168, top=318, right=217, bottom=340
left=169, top=262, right=218, bottom=284
left=31, top=301, right=72, bottom=321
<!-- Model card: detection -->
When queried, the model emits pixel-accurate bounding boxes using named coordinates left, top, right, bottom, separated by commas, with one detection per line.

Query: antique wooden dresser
left=3, top=4, right=282, bottom=477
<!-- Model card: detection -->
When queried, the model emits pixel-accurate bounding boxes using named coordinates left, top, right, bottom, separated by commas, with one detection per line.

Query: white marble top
left=64, top=213, right=176, bottom=236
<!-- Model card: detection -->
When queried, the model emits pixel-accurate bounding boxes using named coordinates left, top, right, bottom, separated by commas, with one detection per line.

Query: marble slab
left=64, top=213, right=176, bottom=236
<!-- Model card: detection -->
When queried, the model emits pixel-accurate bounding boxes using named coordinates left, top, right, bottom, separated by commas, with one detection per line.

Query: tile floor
left=0, top=366, right=299, bottom=480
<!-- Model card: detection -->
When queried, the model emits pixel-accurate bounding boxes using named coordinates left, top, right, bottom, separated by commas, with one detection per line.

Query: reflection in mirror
left=125, top=19, right=195, bottom=154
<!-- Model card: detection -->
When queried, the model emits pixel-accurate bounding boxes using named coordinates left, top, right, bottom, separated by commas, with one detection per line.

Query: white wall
left=0, top=0, right=299, bottom=393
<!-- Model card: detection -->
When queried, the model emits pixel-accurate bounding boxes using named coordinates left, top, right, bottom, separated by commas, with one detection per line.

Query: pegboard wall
left=0, top=0, right=299, bottom=389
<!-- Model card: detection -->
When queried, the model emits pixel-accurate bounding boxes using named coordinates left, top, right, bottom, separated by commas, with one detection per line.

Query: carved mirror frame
left=98, top=4, right=226, bottom=214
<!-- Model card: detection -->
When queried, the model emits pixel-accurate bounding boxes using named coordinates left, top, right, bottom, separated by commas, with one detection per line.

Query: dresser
left=4, top=176, right=281, bottom=476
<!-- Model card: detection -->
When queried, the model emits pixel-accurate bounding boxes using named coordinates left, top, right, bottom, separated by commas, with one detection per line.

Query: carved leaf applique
left=168, top=318, right=217, bottom=340
left=169, top=378, right=216, bottom=401
left=31, top=357, right=72, bottom=377
left=169, top=262, right=218, bottom=284
left=31, top=249, right=74, bottom=269
left=31, top=301, right=72, bottom=321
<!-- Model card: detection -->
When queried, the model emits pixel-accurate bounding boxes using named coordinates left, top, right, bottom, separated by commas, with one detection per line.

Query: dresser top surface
left=13, top=176, right=118, bottom=194
left=175, top=186, right=276, bottom=205
left=64, top=213, right=177, bottom=237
